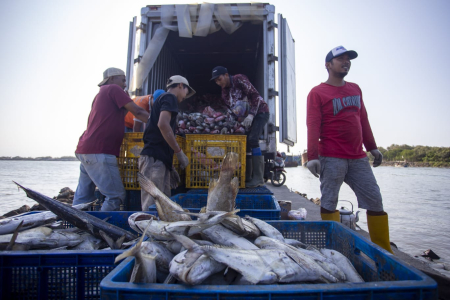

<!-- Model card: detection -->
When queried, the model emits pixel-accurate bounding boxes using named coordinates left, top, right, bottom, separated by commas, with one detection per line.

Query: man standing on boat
left=73, top=68, right=149, bottom=211
left=306, top=46, right=393, bottom=254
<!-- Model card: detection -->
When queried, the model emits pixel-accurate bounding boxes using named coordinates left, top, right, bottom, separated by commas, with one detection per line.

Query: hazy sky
left=1, top=0, right=449, bottom=157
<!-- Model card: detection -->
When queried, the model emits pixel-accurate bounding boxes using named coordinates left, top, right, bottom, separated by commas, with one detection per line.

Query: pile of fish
left=0, top=183, right=139, bottom=251
left=175, top=106, right=247, bottom=135
left=116, top=152, right=365, bottom=285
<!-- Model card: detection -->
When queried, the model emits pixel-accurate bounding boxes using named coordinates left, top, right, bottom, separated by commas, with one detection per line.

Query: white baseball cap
left=325, top=46, right=358, bottom=63
left=166, top=75, right=196, bottom=98
left=98, top=67, right=125, bottom=87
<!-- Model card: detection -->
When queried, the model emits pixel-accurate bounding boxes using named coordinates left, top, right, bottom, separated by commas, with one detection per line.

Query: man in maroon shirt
left=211, top=66, right=270, bottom=188
left=73, top=68, right=150, bottom=211
left=306, top=46, right=393, bottom=253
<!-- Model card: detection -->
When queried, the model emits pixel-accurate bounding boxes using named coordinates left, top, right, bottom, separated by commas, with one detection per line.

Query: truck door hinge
left=267, top=123, right=278, bottom=134
left=268, top=20, right=278, bottom=30
left=137, top=23, right=147, bottom=33
left=134, top=56, right=142, bottom=64
left=268, top=88, right=278, bottom=98
left=268, top=54, right=278, bottom=63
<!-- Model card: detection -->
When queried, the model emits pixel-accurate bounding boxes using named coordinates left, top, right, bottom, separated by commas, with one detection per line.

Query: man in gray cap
left=73, top=67, right=150, bottom=211
left=306, top=46, right=393, bottom=254
left=139, top=75, right=195, bottom=211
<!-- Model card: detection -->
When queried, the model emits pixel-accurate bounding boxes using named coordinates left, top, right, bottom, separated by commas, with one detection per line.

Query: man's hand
left=306, top=159, right=320, bottom=178
left=176, top=150, right=189, bottom=169
left=370, top=149, right=383, bottom=167
left=242, top=114, right=254, bottom=129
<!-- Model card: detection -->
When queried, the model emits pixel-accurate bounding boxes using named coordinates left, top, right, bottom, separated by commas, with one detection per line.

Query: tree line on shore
left=367, top=144, right=450, bottom=167
left=0, top=156, right=77, bottom=161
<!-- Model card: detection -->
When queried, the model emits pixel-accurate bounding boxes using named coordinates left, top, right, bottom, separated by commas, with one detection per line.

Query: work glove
left=370, top=149, right=383, bottom=167
left=176, top=149, right=189, bottom=170
left=170, top=167, right=181, bottom=189
left=220, top=127, right=228, bottom=134
left=242, top=114, right=254, bottom=129
left=306, top=159, right=320, bottom=178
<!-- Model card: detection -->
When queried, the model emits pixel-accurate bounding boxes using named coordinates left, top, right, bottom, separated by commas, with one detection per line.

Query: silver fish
left=0, top=227, right=83, bottom=249
left=14, top=182, right=137, bottom=242
left=70, top=232, right=104, bottom=250
left=137, top=173, right=191, bottom=222
left=245, top=216, right=285, bottom=242
left=115, top=225, right=158, bottom=283
left=206, top=152, right=240, bottom=212
left=254, top=236, right=342, bottom=283
left=320, top=249, right=364, bottom=283
left=0, top=202, right=93, bottom=235
left=201, top=224, right=259, bottom=250
left=170, top=250, right=226, bottom=285
left=134, top=211, right=238, bottom=240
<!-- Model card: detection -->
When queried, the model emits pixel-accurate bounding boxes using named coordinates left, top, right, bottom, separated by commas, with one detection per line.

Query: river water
left=0, top=161, right=449, bottom=265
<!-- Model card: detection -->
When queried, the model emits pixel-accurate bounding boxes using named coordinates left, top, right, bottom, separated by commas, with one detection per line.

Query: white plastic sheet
left=134, top=3, right=264, bottom=92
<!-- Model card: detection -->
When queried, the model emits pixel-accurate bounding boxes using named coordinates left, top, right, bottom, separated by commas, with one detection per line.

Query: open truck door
left=278, top=14, right=297, bottom=147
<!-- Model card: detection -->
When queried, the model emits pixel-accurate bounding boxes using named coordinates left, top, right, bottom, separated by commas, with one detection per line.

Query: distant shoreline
left=0, top=156, right=78, bottom=161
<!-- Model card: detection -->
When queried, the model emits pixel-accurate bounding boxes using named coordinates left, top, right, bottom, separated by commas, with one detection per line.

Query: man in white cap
left=73, top=67, right=150, bottom=211
left=306, top=46, right=393, bottom=253
left=139, top=75, right=195, bottom=211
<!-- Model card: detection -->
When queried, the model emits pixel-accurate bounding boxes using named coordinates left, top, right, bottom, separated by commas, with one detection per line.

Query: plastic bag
left=288, top=208, right=307, bottom=220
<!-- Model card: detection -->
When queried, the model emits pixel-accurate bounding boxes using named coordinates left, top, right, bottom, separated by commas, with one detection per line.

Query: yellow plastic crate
left=118, top=133, right=144, bottom=190
left=118, top=133, right=185, bottom=190
left=185, top=134, right=246, bottom=188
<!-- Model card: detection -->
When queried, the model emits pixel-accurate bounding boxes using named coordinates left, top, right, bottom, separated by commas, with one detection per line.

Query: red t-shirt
left=124, top=95, right=151, bottom=129
left=307, top=82, right=377, bottom=161
left=76, top=84, right=132, bottom=156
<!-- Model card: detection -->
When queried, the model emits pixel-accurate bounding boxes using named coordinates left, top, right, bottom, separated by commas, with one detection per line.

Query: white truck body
left=126, top=3, right=297, bottom=159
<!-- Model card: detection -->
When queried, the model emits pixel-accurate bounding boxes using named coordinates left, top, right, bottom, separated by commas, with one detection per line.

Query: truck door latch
left=268, top=54, right=278, bottom=63
left=268, top=88, right=278, bottom=98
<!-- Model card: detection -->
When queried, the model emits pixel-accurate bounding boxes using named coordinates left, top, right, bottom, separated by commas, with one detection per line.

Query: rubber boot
left=245, top=155, right=253, bottom=183
left=246, top=156, right=264, bottom=188
left=367, top=213, right=394, bottom=254
left=320, top=210, right=340, bottom=222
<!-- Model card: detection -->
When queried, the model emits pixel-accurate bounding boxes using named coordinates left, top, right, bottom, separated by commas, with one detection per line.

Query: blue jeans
left=73, top=153, right=126, bottom=211
left=124, top=126, right=133, bottom=133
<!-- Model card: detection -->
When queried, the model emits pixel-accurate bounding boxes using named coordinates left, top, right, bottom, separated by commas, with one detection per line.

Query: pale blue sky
left=1, top=0, right=449, bottom=157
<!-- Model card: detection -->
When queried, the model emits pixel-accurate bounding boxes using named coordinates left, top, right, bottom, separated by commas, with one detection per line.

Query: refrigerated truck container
left=125, top=3, right=297, bottom=159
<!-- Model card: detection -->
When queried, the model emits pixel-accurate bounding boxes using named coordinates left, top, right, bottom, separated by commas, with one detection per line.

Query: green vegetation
left=367, top=144, right=450, bottom=167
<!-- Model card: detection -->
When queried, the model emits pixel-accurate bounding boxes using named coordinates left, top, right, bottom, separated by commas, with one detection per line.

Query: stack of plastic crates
left=0, top=211, right=138, bottom=300
left=117, top=133, right=143, bottom=190
left=185, top=134, right=246, bottom=188
left=118, top=133, right=185, bottom=189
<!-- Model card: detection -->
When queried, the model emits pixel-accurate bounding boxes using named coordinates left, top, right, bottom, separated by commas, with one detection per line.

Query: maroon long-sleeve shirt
left=307, top=82, right=377, bottom=161
left=221, top=74, right=269, bottom=116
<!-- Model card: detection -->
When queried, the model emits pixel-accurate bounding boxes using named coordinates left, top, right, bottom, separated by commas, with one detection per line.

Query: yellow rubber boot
left=320, top=210, right=340, bottom=222
left=367, top=213, right=394, bottom=254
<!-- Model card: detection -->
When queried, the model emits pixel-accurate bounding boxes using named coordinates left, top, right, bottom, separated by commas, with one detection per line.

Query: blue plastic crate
left=187, top=185, right=274, bottom=195
left=0, top=211, right=139, bottom=300
left=148, top=193, right=281, bottom=220
left=100, top=221, right=437, bottom=300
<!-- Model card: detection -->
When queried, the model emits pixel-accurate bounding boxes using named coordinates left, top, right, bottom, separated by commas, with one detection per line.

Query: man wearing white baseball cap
left=73, top=67, right=150, bottom=211
left=139, top=75, right=195, bottom=211
left=306, top=46, right=393, bottom=254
